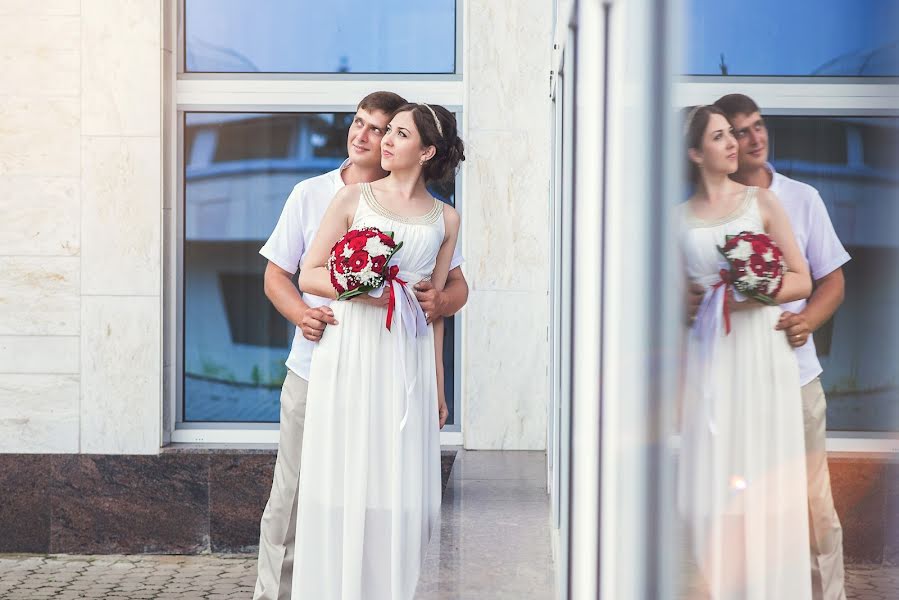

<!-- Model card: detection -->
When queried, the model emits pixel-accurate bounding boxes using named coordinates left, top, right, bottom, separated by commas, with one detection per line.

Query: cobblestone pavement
left=0, top=555, right=255, bottom=600
left=0, top=554, right=897, bottom=599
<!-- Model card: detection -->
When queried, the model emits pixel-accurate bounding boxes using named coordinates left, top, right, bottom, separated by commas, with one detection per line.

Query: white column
left=462, top=0, right=553, bottom=450
left=79, top=0, right=163, bottom=454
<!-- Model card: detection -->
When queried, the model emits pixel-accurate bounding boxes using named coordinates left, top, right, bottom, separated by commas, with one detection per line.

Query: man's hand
left=776, top=311, right=811, bottom=348
left=300, top=306, right=338, bottom=342
left=348, top=293, right=390, bottom=309
left=686, top=282, right=704, bottom=325
left=413, top=280, right=445, bottom=324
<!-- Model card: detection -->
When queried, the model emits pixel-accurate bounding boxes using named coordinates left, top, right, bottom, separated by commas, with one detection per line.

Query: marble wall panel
left=0, top=1, right=80, bottom=16
left=467, top=0, right=552, bottom=133
left=49, top=454, right=209, bottom=553
left=830, top=458, right=887, bottom=564
left=81, top=136, right=161, bottom=296
left=0, top=374, right=79, bottom=453
left=0, top=335, right=79, bottom=374
left=0, top=15, right=79, bottom=96
left=0, top=256, right=80, bottom=335
left=81, top=0, right=161, bottom=136
left=0, top=176, right=79, bottom=256
left=0, top=96, right=79, bottom=176
left=463, top=291, right=549, bottom=450
left=0, top=454, right=51, bottom=552
left=80, top=296, right=161, bottom=454
left=463, top=130, right=551, bottom=292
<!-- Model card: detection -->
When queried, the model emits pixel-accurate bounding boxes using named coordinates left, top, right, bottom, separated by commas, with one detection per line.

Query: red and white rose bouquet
left=328, top=227, right=403, bottom=300
left=717, top=230, right=786, bottom=305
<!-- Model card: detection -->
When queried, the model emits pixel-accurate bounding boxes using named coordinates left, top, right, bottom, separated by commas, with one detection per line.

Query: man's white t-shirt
left=260, top=160, right=463, bottom=381
left=768, top=163, right=851, bottom=386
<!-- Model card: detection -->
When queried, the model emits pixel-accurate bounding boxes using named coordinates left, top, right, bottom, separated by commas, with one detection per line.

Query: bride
left=292, top=102, right=464, bottom=600
left=679, top=105, right=813, bottom=599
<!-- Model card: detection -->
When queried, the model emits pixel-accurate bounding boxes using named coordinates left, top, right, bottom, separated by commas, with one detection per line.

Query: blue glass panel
left=766, top=116, right=899, bottom=431
left=185, top=0, right=456, bottom=73
left=685, top=0, right=899, bottom=76
left=183, top=112, right=458, bottom=423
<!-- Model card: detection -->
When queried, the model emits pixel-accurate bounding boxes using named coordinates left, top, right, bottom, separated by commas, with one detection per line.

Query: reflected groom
left=710, top=94, right=850, bottom=600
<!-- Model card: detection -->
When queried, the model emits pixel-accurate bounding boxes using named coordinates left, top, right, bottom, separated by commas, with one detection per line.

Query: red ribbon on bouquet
left=710, top=268, right=733, bottom=335
left=385, top=265, right=407, bottom=331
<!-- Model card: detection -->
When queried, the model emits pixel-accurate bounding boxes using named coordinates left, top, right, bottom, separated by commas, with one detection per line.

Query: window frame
left=675, top=77, right=899, bottom=451
left=166, top=0, right=466, bottom=446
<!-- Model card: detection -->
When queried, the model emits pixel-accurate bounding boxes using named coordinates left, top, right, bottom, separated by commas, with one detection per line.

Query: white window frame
left=165, top=0, right=466, bottom=446
left=674, top=77, right=899, bottom=453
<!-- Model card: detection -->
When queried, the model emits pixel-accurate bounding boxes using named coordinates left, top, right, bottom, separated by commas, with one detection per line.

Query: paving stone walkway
left=0, top=554, right=255, bottom=600
left=0, top=553, right=897, bottom=599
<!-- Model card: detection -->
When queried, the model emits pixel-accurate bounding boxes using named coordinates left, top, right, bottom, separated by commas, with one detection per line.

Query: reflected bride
left=678, top=106, right=813, bottom=599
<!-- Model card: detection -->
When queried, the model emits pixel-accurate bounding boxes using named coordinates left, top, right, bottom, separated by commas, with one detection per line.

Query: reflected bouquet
left=717, top=230, right=786, bottom=305
left=328, top=227, right=403, bottom=300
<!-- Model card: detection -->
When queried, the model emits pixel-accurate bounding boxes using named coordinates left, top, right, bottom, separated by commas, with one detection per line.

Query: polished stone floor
left=414, top=449, right=556, bottom=600
left=2, top=449, right=895, bottom=599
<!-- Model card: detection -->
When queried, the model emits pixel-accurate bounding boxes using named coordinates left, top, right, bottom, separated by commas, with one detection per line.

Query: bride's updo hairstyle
left=684, top=104, right=730, bottom=183
left=394, top=103, right=465, bottom=182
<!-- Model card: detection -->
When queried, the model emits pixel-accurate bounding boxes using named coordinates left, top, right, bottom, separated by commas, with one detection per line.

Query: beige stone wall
left=461, top=0, right=552, bottom=450
left=0, top=0, right=552, bottom=454
left=0, top=0, right=163, bottom=454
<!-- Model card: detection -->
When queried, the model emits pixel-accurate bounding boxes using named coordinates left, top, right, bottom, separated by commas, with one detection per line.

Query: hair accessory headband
left=417, top=103, right=444, bottom=138
left=684, top=105, right=704, bottom=138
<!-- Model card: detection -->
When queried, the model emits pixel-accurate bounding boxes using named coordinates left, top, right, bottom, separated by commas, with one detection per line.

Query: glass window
left=183, top=111, right=348, bottom=423
left=767, top=116, right=899, bottom=432
left=183, top=111, right=459, bottom=424
left=219, top=273, right=291, bottom=348
left=184, top=0, right=457, bottom=74
left=685, top=0, right=899, bottom=76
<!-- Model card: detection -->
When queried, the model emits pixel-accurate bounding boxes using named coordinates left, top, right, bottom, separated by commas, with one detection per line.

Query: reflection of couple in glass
left=254, top=92, right=468, bottom=599
left=680, top=95, right=849, bottom=600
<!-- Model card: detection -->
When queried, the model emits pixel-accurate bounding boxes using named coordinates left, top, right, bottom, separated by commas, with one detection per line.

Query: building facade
left=1, top=1, right=896, bottom=596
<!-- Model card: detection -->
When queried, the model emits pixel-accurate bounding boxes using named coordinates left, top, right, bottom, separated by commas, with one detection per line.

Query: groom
left=698, top=94, right=849, bottom=600
left=254, top=91, right=469, bottom=600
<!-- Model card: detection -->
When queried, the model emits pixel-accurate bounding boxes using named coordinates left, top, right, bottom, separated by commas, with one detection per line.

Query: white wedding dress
left=292, top=182, right=443, bottom=600
left=678, top=187, right=812, bottom=599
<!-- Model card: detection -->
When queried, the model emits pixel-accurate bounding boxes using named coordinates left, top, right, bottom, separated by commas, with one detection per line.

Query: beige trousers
left=253, top=371, right=308, bottom=600
left=802, top=378, right=846, bottom=600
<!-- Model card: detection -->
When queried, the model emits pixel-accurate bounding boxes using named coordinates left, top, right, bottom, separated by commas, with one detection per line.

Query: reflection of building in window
left=213, top=117, right=294, bottom=162
left=219, top=273, right=290, bottom=348
left=771, top=120, right=847, bottom=164
left=769, top=116, right=899, bottom=431
left=184, top=113, right=348, bottom=242
left=182, top=112, right=459, bottom=423
left=686, top=0, right=899, bottom=76
left=813, top=40, right=899, bottom=76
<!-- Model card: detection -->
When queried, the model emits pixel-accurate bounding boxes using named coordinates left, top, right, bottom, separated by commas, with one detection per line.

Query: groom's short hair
left=358, top=91, right=408, bottom=116
left=713, top=93, right=761, bottom=118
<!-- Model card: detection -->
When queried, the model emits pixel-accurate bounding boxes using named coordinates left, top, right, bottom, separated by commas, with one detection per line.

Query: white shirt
left=768, top=163, right=851, bottom=386
left=260, top=160, right=464, bottom=380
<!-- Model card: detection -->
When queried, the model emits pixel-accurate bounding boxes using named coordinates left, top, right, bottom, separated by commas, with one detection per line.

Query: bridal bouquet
left=328, top=227, right=403, bottom=300
left=717, top=231, right=786, bottom=305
